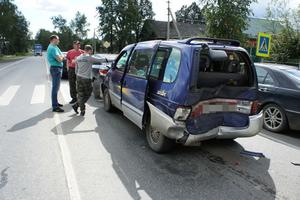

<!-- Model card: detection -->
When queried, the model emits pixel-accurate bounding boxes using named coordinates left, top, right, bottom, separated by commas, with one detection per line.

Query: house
left=140, top=17, right=283, bottom=43
left=140, top=20, right=206, bottom=41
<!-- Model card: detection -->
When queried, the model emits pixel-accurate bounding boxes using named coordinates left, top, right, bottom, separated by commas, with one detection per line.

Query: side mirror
left=209, top=49, right=228, bottom=61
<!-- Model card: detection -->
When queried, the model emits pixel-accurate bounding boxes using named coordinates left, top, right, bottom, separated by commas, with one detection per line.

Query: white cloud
left=14, top=0, right=299, bottom=39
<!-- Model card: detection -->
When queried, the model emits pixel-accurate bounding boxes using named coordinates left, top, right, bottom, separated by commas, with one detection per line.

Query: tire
left=145, top=116, right=175, bottom=153
left=103, top=88, right=114, bottom=112
left=263, top=104, right=287, bottom=132
left=93, top=79, right=101, bottom=99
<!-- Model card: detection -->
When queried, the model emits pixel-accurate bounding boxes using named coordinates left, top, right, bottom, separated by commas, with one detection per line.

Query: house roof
left=144, top=18, right=283, bottom=40
left=145, top=20, right=206, bottom=39
left=244, top=17, right=284, bottom=38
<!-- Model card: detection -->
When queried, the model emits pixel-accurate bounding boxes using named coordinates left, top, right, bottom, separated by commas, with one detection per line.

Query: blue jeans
left=50, top=67, right=62, bottom=108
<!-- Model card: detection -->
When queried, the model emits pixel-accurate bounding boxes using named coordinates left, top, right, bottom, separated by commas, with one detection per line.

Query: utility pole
left=167, top=0, right=170, bottom=40
left=93, top=28, right=97, bottom=54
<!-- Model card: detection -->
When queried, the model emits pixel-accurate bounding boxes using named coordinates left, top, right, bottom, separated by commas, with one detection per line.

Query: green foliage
left=267, top=1, right=300, bottom=62
left=49, top=14, right=82, bottom=51
left=51, top=15, right=68, bottom=33
left=175, top=2, right=205, bottom=24
left=201, top=0, right=256, bottom=42
left=35, top=29, right=53, bottom=50
left=70, top=11, right=90, bottom=39
left=0, top=0, right=30, bottom=54
left=97, top=0, right=154, bottom=52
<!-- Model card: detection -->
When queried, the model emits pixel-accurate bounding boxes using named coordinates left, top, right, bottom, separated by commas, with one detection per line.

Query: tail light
left=99, top=69, right=109, bottom=76
left=250, top=100, right=260, bottom=115
left=190, top=99, right=260, bottom=118
left=174, top=107, right=191, bottom=121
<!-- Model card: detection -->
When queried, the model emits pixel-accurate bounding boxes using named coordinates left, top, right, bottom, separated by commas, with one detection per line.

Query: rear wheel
left=103, top=88, right=114, bottom=112
left=145, top=116, right=175, bottom=153
left=263, top=104, right=287, bottom=132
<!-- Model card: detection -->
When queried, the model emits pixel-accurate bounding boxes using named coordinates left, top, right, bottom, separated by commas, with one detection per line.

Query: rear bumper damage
left=183, top=111, right=263, bottom=145
left=147, top=102, right=263, bottom=146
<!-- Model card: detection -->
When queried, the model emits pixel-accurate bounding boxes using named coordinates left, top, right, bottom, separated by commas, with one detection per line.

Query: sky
left=14, top=0, right=300, bottom=38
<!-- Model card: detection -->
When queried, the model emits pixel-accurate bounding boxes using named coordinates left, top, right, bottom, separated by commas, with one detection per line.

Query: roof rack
left=179, top=37, right=240, bottom=47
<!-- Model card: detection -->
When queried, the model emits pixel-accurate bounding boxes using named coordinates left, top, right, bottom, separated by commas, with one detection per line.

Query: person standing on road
left=72, top=45, right=109, bottom=116
left=66, top=41, right=84, bottom=104
left=47, top=35, right=65, bottom=113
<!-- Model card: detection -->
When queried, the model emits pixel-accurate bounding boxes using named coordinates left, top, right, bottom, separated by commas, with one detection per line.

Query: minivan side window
left=150, top=47, right=181, bottom=83
left=127, top=49, right=153, bottom=78
left=116, top=50, right=130, bottom=71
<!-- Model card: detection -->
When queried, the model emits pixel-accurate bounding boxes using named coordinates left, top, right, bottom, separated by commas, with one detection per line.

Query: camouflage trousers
left=68, top=68, right=77, bottom=100
left=76, top=76, right=92, bottom=112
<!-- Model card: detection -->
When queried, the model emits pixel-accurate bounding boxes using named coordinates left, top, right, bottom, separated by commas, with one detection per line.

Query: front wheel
left=145, top=117, right=175, bottom=153
left=263, top=104, right=287, bottom=132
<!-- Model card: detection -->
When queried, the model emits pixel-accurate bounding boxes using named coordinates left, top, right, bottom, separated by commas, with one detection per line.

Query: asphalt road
left=0, top=56, right=299, bottom=200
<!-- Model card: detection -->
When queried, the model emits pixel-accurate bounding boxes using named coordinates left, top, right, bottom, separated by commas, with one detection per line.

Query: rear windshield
left=195, top=49, right=253, bottom=88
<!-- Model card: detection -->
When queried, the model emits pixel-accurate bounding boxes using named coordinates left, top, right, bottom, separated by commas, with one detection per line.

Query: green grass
left=0, top=53, right=31, bottom=63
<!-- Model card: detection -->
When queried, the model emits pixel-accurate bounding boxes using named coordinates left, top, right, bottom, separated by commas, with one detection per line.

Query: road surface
left=0, top=56, right=299, bottom=200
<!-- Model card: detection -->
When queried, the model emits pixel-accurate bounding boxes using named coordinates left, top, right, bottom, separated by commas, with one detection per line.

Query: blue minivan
left=102, top=38, right=263, bottom=153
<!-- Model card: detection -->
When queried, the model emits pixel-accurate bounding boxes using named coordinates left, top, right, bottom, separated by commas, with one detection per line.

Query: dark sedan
left=255, top=63, right=300, bottom=132
left=62, top=52, right=68, bottom=79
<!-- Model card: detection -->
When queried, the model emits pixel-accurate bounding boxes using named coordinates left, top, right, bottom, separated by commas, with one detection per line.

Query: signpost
left=256, top=32, right=272, bottom=58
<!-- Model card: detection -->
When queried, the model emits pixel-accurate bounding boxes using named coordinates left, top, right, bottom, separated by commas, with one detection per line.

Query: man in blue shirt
left=47, top=35, right=64, bottom=112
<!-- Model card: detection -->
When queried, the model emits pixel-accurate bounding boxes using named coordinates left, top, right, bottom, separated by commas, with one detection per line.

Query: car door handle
left=259, top=88, right=269, bottom=92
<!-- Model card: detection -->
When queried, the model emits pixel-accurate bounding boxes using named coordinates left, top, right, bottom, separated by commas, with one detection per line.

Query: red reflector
left=99, top=69, right=108, bottom=75
left=251, top=100, right=260, bottom=115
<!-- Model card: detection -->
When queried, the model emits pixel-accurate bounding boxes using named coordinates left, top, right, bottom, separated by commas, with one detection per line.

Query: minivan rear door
left=186, top=47, right=258, bottom=134
left=121, top=41, right=160, bottom=128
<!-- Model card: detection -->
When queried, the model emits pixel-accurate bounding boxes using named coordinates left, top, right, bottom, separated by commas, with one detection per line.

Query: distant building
left=140, top=20, right=206, bottom=41
left=140, top=17, right=283, bottom=43
left=244, top=17, right=283, bottom=48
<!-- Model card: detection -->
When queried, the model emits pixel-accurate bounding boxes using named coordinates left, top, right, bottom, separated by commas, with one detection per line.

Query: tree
left=97, top=0, right=154, bottom=52
left=175, top=2, right=205, bottom=24
left=70, top=11, right=90, bottom=39
left=200, top=0, right=256, bottom=41
left=266, top=0, right=300, bottom=62
left=51, top=15, right=68, bottom=33
left=0, top=0, right=30, bottom=54
left=97, top=0, right=118, bottom=52
left=50, top=15, right=78, bottom=51
left=35, top=29, right=54, bottom=50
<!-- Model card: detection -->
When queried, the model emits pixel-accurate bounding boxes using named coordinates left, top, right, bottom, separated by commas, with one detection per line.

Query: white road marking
left=44, top=56, right=81, bottom=200
left=30, top=85, right=45, bottom=104
left=54, top=114, right=81, bottom=200
left=60, top=82, right=71, bottom=103
left=0, top=85, right=20, bottom=106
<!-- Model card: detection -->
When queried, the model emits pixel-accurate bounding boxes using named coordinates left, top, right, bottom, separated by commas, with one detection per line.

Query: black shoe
left=72, top=104, right=79, bottom=114
left=52, top=107, right=64, bottom=113
left=69, top=99, right=77, bottom=104
left=58, top=103, right=63, bottom=107
left=80, top=110, right=85, bottom=116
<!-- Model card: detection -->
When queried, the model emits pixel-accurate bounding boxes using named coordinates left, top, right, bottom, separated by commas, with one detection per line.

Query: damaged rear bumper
left=184, top=111, right=263, bottom=145
left=147, top=102, right=263, bottom=146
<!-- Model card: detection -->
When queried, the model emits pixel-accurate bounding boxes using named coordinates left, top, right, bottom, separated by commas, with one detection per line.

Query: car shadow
left=93, top=106, right=278, bottom=200
left=260, top=129, right=300, bottom=150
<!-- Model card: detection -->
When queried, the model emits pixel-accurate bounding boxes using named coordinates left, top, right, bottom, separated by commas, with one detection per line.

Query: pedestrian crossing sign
left=256, top=32, right=271, bottom=58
